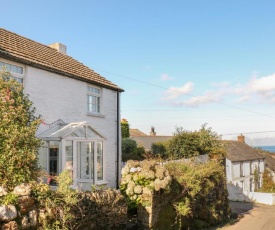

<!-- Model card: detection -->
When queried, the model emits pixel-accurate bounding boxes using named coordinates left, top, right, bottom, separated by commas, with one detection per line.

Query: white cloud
left=161, top=73, right=275, bottom=108
left=235, top=74, right=275, bottom=103
left=247, top=74, right=275, bottom=93
left=176, top=88, right=229, bottom=107
left=163, top=82, right=194, bottom=100
left=160, top=73, right=173, bottom=81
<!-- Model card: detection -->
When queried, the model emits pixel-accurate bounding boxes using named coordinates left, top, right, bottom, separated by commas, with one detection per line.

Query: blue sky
left=2, top=1, right=275, bottom=145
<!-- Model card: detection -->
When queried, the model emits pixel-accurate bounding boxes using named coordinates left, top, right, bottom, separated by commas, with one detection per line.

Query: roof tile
left=0, top=28, right=123, bottom=91
left=225, top=141, right=265, bottom=162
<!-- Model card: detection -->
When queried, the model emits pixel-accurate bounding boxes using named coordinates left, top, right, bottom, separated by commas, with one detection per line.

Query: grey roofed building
left=224, top=140, right=265, bottom=162
left=132, top=136, right=173, bottom=150
left=263, top=153, right=275, bottom=172
left=130, top=126, right=173, bottom=150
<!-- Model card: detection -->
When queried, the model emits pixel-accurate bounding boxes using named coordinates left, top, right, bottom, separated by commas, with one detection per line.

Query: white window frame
left=87, top=85, right=102, bottom=115
left=0, top=59, right=24, bottom=84
left=240, top=162, right=244, bottom=177
left=61, top=138, right=106, bottom=187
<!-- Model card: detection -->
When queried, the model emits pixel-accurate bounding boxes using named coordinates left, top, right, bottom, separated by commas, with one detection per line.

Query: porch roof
left=38, top=121, right=104, bottom=140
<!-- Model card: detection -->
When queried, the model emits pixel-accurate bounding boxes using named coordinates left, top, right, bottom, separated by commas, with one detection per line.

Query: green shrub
left=0, top=68, right=42, bottom=190
left=121, top=120, right=130, bottom=138
left=151, top=141, right=169, bottom=159
left=167, top=124, right=225, bottom=160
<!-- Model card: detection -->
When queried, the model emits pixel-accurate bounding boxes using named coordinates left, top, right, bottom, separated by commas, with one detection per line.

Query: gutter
left=0, top=53, right=125, bottom=92
left=116, top=90, right=120, bottom=189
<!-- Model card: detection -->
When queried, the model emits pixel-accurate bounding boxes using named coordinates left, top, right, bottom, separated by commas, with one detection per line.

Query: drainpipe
left=116, top=90, right=120, bottom=189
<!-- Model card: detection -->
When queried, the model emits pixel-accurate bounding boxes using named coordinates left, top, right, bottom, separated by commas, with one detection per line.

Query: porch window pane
left=97, top=142, right=103, bottom=180
left=78, top=142, right=94, bottom=180
left=38, top=145, right=47, bottom=171
left=65, top=141, right=73, bottom=178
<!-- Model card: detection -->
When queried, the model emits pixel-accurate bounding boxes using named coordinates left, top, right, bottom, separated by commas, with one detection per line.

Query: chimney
left=237, top=134, right=245, bottom=143
left=150, top=126, right=156, bottom=136
left=49, top=42, right=67, bottom=54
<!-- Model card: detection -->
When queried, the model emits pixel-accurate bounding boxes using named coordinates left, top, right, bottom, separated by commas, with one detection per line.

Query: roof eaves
left=0, top=52, right=124, bottom=92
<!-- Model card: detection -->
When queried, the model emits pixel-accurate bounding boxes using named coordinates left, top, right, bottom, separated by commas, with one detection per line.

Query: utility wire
left=94, top=68, right=275, bottom=119
left=222, top=131, right=275, bottom=135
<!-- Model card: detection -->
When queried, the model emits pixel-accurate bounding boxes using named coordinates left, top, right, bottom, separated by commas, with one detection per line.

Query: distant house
left=0, top=28, right=124, bottom=190
left=130, top=127, right=173, bottom=151
left=258, top=151, right=275, bottom=182
left=225, top=135, right=265, bottom=201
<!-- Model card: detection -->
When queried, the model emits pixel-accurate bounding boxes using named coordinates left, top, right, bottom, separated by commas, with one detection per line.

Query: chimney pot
left=150, top=126, right=156, bottom=136
left=49, top=42, right=67, bottom=54
left=237, top=134, right=245, bottom=143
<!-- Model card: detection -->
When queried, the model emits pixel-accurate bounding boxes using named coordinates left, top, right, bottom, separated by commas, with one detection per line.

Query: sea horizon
left=254, top=145, right=275, bottom=153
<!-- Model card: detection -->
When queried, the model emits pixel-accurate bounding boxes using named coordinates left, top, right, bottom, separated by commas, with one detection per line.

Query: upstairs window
left=0, top=61, right=24, bottom=84
left=240, top=162, right=244, bottom=177
left=87, top=85, right=101, bottom=113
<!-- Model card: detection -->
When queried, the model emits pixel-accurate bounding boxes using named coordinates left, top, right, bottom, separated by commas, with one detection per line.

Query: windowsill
left=76, top=179, right=108, bottom=184
left=96, top=180, right=108, bottom=185
left=87, top=112, right=105, bottom=118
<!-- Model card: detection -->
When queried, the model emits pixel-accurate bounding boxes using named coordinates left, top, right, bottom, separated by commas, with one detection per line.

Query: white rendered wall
left=225, top=158, right=233, bottom=181
left=22, top=64, right=120, bottom=189
left=226, top=157, right=265, bottom=201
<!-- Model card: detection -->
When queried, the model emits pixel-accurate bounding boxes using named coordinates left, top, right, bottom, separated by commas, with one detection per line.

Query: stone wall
left=137, top=190, right=174, bottom=229
left=0, top=184, right=127, bottom=230
left=0, top=184, right=38, bottom=229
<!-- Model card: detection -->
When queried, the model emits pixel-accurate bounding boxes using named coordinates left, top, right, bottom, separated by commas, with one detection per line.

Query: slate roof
left=132, top=136, right=173, bottom=150
left=0, top=28, right=123, bottom=91
left=263, top=154, right=275, bottom=171
left=225, top=141, right=265, bottom=162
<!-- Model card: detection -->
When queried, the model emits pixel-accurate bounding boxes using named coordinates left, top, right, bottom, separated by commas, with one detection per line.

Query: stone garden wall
left=0, top=184, right=127, bottom=230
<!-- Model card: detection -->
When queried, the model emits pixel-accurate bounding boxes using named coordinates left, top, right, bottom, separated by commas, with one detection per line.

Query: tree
left=121, top=119, right=130, bottom=138
left=151, top=141, right=169, bottom=159
left=259, top=169, right=275, bottom=193
left=167, top=124, right=225, bottom=160
left=121, top=138, right=145, bottom=161
left=0, top=68, right=42, bottom=190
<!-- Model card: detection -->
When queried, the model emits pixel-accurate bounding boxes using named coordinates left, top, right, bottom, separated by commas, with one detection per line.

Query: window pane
left=78, top=142, right=94, bottom=180
left=5, top=63, right=11, bottom=71
left=11, top=65, right=17, bottom=73
left=88, top=86, right=100, bottom=94
left=92, top=96, right=96, bottom=104
left=88, top=95, right=100, bottom=113
left=97, top=97, right=100, bottom=113
left=10, top=76, right=23, bottom=84
left=65, top=141, right=73, bottom=179
left=97, top=142, right=103, bottom=180
left=18, top=66, right=23, bottom=74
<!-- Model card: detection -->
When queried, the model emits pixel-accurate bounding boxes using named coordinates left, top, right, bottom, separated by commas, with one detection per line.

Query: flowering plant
left=120, top=160, right=172, bottom=207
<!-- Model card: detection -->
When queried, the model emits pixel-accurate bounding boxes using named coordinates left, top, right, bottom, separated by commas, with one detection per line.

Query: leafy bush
left=122, top=138, right=145, bottom=161
left=151, top=141, right=169, bottom=159
left=0, top=69, right=42, bottom=190
left=167, top=124, right=225, bottom=160
left=121, top=120, right=130, bottom=138
left=165, top=160, right=230, bottom=226
left=258, top=169, right=275, bottom=193
left=122, top=138, right=137, bottom=154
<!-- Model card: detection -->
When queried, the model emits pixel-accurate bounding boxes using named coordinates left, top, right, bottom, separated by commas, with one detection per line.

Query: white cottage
left=225, top=135, right=265, bottom=201
left=0, top=28, right=124, bottom=190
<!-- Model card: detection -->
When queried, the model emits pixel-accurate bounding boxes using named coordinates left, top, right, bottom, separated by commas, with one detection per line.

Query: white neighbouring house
left=225, top=135, right=265, bottom=201
left=0, top=28, right=124, bottom=190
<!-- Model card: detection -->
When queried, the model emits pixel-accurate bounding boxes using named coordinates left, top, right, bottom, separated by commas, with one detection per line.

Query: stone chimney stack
left=150, top=126, right=156, bottom=136
left=237, top=134, right=245, bottom=143
left=49, top=42, right=67, bottom=54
